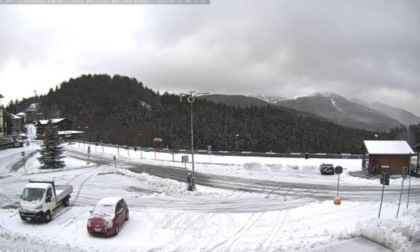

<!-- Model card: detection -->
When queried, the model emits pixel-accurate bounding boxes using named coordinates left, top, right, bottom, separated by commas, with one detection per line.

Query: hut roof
left=363, top=140, right=414, bottom=155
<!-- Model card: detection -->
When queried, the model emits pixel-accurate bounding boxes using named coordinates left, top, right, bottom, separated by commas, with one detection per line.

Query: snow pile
left=16, top=149, right=92, bottom=175
left=116, top=168, right=187, bottom=195
left=357, top=205, right=420, bottom=251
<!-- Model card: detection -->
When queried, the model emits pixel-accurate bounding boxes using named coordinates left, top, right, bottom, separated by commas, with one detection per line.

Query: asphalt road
left=68, top=149, right=420, bottom=204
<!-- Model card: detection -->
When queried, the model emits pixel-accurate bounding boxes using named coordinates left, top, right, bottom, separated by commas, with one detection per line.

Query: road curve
left=66, top=149, right=420, bottom=204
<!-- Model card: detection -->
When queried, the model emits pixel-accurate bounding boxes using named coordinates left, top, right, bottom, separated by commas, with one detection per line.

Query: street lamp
left=180, top=91, right=209, bottom=189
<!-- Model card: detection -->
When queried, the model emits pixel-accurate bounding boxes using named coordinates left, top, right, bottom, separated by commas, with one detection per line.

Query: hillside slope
left=6, top=75, right=385, bottom=153
left=276, top=93, right=402, bottom=131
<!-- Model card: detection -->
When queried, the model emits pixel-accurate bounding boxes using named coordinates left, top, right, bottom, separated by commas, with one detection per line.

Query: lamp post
left=180, top=91, right=209, bottom=188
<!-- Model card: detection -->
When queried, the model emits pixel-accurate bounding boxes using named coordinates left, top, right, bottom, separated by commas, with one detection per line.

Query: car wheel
left=115, top=224, right=120, bottom=236
left=44, top=211, right=52, bottom=223
left=126, top=211, right=129, bottom=221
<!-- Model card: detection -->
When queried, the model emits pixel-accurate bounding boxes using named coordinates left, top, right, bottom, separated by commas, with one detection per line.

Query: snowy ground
left=0, top=141, right=419, bottom=251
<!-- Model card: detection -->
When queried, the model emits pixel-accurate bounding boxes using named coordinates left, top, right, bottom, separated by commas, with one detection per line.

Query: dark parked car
left=87, top=197, right=129, bottom=236
left=319, top=163, right=334, bottom=175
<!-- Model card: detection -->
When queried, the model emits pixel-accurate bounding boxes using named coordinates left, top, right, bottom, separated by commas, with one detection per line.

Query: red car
left=87, top=197, right=129, bottom=236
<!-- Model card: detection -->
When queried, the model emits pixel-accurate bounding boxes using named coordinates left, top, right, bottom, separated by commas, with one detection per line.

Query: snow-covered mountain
left=254, top=95, right=286, bottom=104
left=363, top=101, right=420, bottom=126
left=203, top=92, right=414, bottom=132
left=201, top=94, right=274, bottom=108
left=275, top=92, right=402, bottom=131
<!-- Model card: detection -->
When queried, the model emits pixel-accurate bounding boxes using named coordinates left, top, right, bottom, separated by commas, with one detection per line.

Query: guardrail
left=69, top=140, right=363, bottom=159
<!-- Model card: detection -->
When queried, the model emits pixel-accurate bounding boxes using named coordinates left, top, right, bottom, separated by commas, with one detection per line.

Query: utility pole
left=180, top=91, right=209, bottom=190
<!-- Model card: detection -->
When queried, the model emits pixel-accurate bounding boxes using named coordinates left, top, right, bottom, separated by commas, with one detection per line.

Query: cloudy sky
left=1, top=1, right=420, bottom=116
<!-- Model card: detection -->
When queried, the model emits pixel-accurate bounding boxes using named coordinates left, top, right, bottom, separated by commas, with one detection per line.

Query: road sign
left=182, top=155, right=189, bottom=163
left=334, top=166, right=343, bottom=175
left=380, top=173, right=390, bottom=186
left=402, top=166, right=408, bottom=178
left=21, top=151, right=25, bottom=157
left=88, top=146, right=91, bottom=154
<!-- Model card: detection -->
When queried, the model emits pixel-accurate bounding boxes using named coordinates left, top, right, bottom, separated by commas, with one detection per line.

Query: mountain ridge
left=208, top=92, right=416, bottom=131
left=203, top=92, right=410, bottom=131
left=275, top=92, right=403, bottom=131
left=201, top=92, right=420, bottom=131
left=6, top=74, right=388, bottom=153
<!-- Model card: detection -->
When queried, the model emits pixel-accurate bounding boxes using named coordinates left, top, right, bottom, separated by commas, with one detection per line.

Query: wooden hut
left=362, top=140, right=414, bottom=175
left=36, top=118, right=74, bottom=139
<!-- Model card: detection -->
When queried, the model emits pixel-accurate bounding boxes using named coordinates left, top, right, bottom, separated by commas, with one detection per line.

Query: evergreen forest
left=7, top=74, right=420, bottom=154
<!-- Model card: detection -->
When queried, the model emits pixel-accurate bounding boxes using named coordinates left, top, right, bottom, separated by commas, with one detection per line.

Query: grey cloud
left=128, top=1, right=420, bottom=99
left=1, top=1, right=419, bottom=115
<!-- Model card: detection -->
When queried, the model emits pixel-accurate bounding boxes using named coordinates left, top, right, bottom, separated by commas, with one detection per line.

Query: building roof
left=38, top=118, right=66, bottom=125
left=27, top=103, right=37, bottom=112
left=10, top=114, right=22, bottom=120
left=363, top=140, right=414, bottom=155
left=58, top=130, right=84, bottom=135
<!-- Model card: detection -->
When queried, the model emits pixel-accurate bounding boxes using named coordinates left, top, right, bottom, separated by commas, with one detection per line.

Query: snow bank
left=357, top=204, right=420, bottom=252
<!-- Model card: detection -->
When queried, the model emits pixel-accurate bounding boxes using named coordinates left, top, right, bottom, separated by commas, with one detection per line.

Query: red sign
left=153, top=138, right=163, bottom=152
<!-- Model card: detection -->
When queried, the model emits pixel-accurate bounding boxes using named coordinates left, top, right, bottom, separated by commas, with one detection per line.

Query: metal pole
left=407, top=172, right=411, bottom=209
left=336, top=174, right=340, bottom=198
left=180, top=91, right=208, bottom=190
left=190, top=101, right=195, bottom=180
left=396, top=176, right=405, bottom=219
left=378, top=178, right=385, bottom=218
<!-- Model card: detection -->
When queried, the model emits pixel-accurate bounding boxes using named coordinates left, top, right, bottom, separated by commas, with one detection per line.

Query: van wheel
left=63, top=197, right=70, bottom=207
left=44, top=211, right=52, bottom=223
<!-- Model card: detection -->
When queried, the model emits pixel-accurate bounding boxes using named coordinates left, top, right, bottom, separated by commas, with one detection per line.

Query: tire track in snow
left=53, top=158, right=105, bottom=222
left=209, top=212, right=264, bottom=251
left=259, top=210, right=289, bottom=251
left=200, top=213, right=236, bottom=251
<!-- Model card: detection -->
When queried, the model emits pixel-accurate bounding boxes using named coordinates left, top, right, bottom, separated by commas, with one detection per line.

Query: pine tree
left=38, top=122, right=65, bottom=169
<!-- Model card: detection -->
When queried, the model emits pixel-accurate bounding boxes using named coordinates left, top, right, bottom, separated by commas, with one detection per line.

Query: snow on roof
left=38, top=118, right=66, bottom=125
left=97, top=197, right=122, bottom=206
left=27, top=103, right=37, bottom=111
left=11, top=114, right=22, bottom=120
left=58, top=130, right=84, bottom=135
left=51, top=118, right=65, bottom=124
left=364, top=140, right=414, bottom=155
left=25, top=182, right=50, bottom=189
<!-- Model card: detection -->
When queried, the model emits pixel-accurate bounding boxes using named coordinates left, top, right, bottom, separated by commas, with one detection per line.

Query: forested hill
left=7, top=74, right=393, bottom=153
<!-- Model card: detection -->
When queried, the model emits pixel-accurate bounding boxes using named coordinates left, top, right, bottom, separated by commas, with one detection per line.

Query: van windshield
left=21, top=188, right=45, bottom=202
